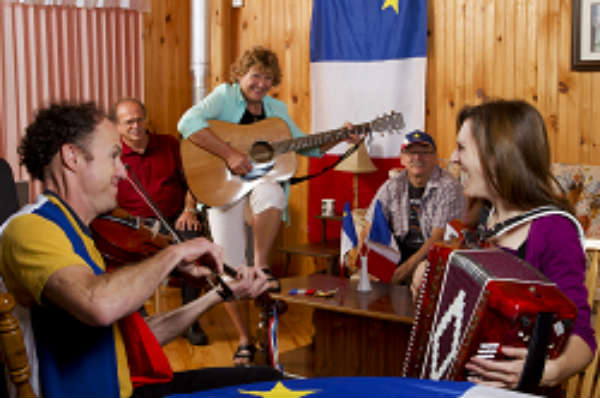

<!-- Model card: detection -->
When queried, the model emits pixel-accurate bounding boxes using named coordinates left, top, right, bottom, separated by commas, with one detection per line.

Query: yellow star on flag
left=239, top=382, right=319, bottom=398
left=381, top=0, right=399, bottom=14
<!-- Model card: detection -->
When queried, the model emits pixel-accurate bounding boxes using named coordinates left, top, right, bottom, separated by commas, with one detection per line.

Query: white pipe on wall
left=190, top=0, right=209, bottom=103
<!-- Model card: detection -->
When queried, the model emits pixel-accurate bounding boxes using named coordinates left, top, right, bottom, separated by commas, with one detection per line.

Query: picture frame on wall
left=572, top=0, right=600, bottom=70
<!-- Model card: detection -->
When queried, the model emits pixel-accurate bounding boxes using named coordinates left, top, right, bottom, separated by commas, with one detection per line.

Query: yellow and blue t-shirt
left=0, top=192, right=132, bottom=397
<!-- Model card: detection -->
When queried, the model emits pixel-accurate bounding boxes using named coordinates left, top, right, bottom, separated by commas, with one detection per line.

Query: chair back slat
left=0, top=293, right=35, bottom=397
left=564, top=239, right=600, bottom=397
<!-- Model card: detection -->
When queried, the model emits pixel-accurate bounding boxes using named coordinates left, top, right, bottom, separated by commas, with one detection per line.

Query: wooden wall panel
left=426, top=0, right=600, bottom=164
left=145, top=0, right=600, bottom=272
left=143, top=0, right=191, bottom=137
left=208, top=0, right=232, bottom=89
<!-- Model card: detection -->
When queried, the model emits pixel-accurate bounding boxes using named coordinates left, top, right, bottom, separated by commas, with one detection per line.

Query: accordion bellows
left=403, top=244, right=577, bottom=380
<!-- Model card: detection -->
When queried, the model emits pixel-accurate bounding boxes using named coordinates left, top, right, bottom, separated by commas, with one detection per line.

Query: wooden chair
left=0, top=292, right=35, bottom=397
left=564, top=238, right=600, bottom=397
left=0, top=159, right=35, bottom=396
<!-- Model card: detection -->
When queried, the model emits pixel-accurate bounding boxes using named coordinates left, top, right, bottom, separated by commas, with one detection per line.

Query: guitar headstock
left=370, top=111, right=405, bottom=133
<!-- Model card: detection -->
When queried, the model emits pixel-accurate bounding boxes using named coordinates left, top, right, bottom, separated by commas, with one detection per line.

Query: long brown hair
left=456, top=100, right=573, bottom=214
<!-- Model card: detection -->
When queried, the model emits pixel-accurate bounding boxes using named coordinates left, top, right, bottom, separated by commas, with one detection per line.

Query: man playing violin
left=110, top=98, right=208, bottom=346
left=0, top=102, right=281, bottom=397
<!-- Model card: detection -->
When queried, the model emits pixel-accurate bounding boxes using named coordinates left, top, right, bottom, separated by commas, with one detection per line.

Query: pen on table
left=289, top=288, right=316, bottom=296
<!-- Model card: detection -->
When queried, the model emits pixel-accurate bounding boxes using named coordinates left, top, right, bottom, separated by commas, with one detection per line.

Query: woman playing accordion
left=410, top=100, right=595, bottom=393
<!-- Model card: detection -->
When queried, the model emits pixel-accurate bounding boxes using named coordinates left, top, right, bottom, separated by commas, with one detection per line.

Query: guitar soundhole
left=249, top=141, right=274, bottom=163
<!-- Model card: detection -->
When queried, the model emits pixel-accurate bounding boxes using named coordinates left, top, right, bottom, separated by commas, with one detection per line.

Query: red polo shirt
left=117, top=133, right=187, bottom=219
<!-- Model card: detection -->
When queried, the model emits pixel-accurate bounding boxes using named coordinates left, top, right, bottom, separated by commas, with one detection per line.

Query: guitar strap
left=289, top=140, right=363, bottom=185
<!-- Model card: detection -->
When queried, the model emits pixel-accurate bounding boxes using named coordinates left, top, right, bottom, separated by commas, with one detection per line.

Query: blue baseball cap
left=401, top=130, right=437, bottom=152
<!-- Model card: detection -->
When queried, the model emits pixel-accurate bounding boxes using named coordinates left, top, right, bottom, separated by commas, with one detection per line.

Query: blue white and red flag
left=340, top=202, right=358, bottom=275
left=366, top=200, right=401, bottom=283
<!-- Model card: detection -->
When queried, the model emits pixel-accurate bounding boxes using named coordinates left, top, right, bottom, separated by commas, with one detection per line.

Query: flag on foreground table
left=167, top=377, right=538, bottom=398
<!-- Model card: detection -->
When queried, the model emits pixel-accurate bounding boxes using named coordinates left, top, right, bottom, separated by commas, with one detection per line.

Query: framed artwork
left=572, top=0, right=600, bottom=70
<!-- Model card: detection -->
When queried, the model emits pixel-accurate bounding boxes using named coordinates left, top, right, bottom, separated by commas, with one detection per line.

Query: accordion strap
left=479, top=205, right=584, bottom=246
left=516, top=312, right=553, bottom=393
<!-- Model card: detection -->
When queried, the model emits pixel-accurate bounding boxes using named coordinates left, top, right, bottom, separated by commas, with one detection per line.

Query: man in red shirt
left=110, top=98, right=207, bottom=345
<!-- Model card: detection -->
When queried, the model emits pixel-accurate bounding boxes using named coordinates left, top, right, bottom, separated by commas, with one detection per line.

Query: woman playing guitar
left=177, top=46, right=360, bottom=365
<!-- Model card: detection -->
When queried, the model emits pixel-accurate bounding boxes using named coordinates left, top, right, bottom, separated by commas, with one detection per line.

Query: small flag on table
left=366, top=200, right=401, bottom=283
left=340, top=202, right=358, bottom=276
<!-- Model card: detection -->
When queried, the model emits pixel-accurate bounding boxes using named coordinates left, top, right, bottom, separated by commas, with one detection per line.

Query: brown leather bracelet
left=215, top=277, right=234, bottom=302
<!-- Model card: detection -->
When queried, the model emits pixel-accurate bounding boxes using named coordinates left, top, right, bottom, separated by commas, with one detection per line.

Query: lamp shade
left=334, top=142, right=377, bottom=174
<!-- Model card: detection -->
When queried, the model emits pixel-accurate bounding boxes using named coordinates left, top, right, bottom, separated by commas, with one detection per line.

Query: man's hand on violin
left=227, top=267, right=270, bottom=299
left=175, top=237, right=225, bottom=277
left=175, top=211, right=201, bottom=232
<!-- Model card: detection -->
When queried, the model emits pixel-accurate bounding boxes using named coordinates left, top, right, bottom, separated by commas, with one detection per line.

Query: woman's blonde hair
left=230, top=46, right=282, bottom=86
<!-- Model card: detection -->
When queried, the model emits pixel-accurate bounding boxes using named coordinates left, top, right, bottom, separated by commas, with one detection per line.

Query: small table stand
left=277, top=214, right=342, bottom=276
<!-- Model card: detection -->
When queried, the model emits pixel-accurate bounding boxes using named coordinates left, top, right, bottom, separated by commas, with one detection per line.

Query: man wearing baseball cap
left=362, top=129, right=466, bottom=284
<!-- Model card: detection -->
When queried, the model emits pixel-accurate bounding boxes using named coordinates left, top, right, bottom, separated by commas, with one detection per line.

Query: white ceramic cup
left=321, top=198, right=336, bottom=217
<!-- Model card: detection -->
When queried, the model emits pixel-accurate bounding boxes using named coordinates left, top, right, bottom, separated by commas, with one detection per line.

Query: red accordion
left=402, top=242, right=577, bottom=381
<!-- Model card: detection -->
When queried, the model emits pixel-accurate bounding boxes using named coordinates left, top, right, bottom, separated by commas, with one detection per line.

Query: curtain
left=0, top=1, right=144, bottom=187
left=2, top=0, right=150, bottom=12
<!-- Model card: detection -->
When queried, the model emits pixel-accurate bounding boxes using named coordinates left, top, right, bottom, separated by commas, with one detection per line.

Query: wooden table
left=272, top=274, right=414, bottom=377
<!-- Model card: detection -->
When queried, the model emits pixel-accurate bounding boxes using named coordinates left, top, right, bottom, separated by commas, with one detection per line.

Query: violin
left=90, top=208, right=213, bottom=290
left=90, top=206, right=281, bottom=305
left=90, top=208, right=173, bottom=267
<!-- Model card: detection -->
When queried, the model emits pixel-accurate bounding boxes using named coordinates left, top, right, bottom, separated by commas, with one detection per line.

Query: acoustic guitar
left=181, top=113, right=404, bottom=207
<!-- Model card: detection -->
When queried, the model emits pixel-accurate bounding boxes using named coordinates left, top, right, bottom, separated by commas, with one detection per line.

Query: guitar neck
left=272, top=122, right=371, bottom=155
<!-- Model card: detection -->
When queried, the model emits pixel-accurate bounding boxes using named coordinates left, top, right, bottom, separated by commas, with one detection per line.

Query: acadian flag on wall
left=308, top=0, right=427, bottom=243
left=310, top=0, right=427, bottom=157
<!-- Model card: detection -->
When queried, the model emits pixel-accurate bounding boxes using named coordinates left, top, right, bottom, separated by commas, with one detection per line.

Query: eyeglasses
left=121, top=117, right=145, bottom=126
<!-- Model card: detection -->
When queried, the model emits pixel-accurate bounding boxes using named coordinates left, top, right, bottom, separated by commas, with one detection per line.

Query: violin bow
left=124, top=165, right=236, bottom=285
left=124, top=164, right=182, bottom=243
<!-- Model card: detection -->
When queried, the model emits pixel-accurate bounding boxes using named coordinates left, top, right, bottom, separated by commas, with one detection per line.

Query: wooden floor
left=146, top=285, right=314, bottom=373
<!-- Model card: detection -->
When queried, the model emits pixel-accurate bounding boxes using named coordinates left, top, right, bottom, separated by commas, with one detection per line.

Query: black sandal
left=233, top=343, right=256, bottom=366
left=261, top=268, right=281, bottom=293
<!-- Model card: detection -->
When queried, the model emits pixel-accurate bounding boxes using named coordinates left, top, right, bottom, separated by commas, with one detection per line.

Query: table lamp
left=334, top=142, right=377, bottom=209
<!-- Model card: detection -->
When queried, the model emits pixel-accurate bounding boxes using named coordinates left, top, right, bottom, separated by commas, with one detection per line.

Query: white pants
left=207, top=181, right=285, bottom=268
